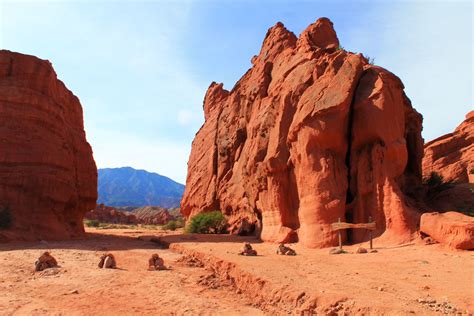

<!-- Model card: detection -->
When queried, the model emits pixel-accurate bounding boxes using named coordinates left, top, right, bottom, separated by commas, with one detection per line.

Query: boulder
left=420, top=212, right=474, bottom=250
left=0, top=50, right=97, bottom=241
left=181, top=18, right=423, bottom=248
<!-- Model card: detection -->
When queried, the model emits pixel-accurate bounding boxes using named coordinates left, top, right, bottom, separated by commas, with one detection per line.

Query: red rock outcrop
left=420, top=212, right=474, bottom=250
left=85, top=204, right=138, bottom=225
left=181, top=18, right=424, bottom=248
left=423, top=111, right=473, bottom=183
left=0, top=50, right=97, bottom=241
left=133, top=206, right=173, bottom=225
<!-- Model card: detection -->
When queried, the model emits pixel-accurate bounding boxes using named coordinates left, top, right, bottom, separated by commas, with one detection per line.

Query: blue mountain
left=97, top=167, right=185, bottom=208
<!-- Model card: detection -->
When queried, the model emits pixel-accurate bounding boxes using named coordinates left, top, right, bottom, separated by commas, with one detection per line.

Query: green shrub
left=457, top=208, right=474, bottom=217
left=185, top=211, right=227, bottom=234
left=337, top=45, right=345, bottom=51
left=424, top=172, right=444, bottom=187
left=162, top=218, right=185, bottom=231
left=0, top=206, right=12, bottom=229
left=470, top=168, right=474, bottom=175
left=423, top=172, right=454, bottom=197
left=84, top=219, right=100, bottom=228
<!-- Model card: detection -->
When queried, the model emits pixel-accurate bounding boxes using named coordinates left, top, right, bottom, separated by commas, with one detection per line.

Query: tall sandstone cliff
left=0, top=50, right=97, bottom=241
left=181, top=18, right=424, bottom=248
left=423, top=111, right=473, bottom=183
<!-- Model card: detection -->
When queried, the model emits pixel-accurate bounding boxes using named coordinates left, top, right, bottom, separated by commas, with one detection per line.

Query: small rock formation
left=98, top=253, right=116, bottom=269
left=276, top=243, right=296, bottom=256
left=355, top=247, right=368, bottom=254
left=420, top=212, right=474, bottom=250
left=35, top=251, right=58, bottom=271
left=238, top=243, right=258, bottom=256
left=85, top=204, right=138, bottom=225
left=148, top=253, right=166, bottom=270
left=181, top=18, right=423, bottom=248
left=0, top=50, right=97, bottom=241
left=423, top=111, right=473, bottom=183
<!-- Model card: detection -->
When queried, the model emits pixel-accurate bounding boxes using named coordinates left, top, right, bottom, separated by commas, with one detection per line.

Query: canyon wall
left=0, top=50, right=97, bottom=241
left=423, top=111, right=473, bottom=183
left=181, top=18, right=424, bottom=248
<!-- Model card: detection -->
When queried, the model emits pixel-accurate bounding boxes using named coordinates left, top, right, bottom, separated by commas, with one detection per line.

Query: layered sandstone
left=181, top=18, right=423, bottom=248
left=423, top=111, right=474, bottom=183
left=133, top=206, right=173, bottom=225
left=85, top=204, right=138, bottom=225
left=0, top=50, right=97, bottom=241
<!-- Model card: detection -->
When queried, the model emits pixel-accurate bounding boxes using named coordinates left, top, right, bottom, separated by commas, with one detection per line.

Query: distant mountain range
left=97, top=167, right=185, bottom=208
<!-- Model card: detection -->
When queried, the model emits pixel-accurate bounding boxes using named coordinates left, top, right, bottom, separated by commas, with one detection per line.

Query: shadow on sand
left=0, top=230, right=262, bottom=252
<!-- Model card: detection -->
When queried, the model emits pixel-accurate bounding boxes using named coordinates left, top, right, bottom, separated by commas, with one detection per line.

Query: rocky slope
left=132, top=206, right=173, bottom=225
left=0, top=50, right=97, bottom=241
left=423, top=111, right=473, bottom=183
left=85, top=204, right=138, bottom=225
left=181, top=18, right=424, bottom=248
left=85, top=205, right=175, bottom=226
left=421, top=111, right=474, bottom=217
left=98, top=167, right=184, bottom=208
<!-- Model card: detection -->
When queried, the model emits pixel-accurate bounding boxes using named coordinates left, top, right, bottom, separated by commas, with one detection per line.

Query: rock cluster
left=181, top=18, right=424, bottom=248
left=0, top=50, right=97, bottom=241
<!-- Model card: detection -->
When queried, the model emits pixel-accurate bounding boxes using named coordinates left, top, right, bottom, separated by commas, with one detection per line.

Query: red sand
left=0, top=228, right=472, bottom=315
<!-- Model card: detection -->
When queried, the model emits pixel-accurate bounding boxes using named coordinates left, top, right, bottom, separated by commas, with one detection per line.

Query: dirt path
left=1, top=229, right=473, bottom=315
left=162, top=233, right=474, bottom=315
left=0, top=230, right=262, bottom=315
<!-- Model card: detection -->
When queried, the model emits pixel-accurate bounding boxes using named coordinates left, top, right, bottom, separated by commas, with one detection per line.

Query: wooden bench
left=331, top=217, right=376, bottom=250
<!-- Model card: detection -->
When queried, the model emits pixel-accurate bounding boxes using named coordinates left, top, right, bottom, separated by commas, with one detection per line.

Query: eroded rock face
left=85, top=204, right=138, bottom=225
left=420, top=212, right=474, bottom=250
left=0, top=50, right=97, bottom=241
left=181, top=18, right=423, bottom=248
left=133, top=206, right=173, bottom=225
left=423, top=111, right=474, bottom=183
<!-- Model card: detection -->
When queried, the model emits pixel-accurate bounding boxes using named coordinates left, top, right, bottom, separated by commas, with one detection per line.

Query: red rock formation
left=0, top=50, right=97, bottom=241
left=181, top=18, right=424, bottom=248
left=133, top=206, right=173, bottom=225
left=85, top=204, right=138, bottom=225
left=420, top=212, right=474, bottom=250
left=423, top=111, right=474, bottom=183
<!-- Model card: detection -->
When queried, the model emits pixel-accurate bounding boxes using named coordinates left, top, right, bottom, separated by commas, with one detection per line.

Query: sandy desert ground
left=0, top=228, right=473, bottom=315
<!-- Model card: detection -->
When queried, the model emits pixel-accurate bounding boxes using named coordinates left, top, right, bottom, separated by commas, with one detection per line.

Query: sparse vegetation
left=83, top=220, right=162, bottom=230
left=84, top=219, right=100, bottom=227
left=185, top=211, right=227, bottom=234
left=162, top=218, right=185, bottom=231
left=470, top=168, right=474, bottom=174
left=457, top=208, right=474, bottom=217
left=0, top=205, right=12, bottom=229
left=423, top=172, right=454, bottom=196
left=337, top=45, right=345, bottom=51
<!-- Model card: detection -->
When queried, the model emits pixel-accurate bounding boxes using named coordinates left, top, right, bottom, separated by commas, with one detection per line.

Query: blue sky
left=1, top=0, right=472, bottom=184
